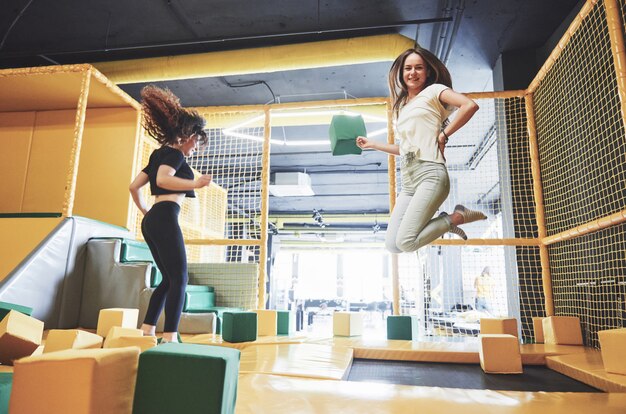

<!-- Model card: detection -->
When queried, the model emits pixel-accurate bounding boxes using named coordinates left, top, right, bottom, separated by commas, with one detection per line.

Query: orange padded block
left=104, top=335, right=157, bottom=352
left=333, top=312, right=363, bottom=337
left=532, top=317, right=545, bottom=343
left=43, top=330, right=103, bottom=353
left=0, top=310, right=44, bottom=365
left=479, top=334, right=522, bottom=374
left=598, top=328, right=626, bottom=375
left=252, top=310, right=277, bottom=336
left=9, top=347, right=140, bottom=414
left=542, top=316, right=583, bottom=345
left=102, top=326, right=142, bottom=348
left=96, top=308, right=139, bottom=338
left=480, top=318, right=518, bottom=338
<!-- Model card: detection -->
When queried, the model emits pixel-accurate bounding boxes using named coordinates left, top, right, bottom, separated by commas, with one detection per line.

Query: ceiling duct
left=269, top=172, right=314, bottom=197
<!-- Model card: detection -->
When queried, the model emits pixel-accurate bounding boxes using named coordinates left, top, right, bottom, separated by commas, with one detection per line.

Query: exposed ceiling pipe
left=93, top=34, right=416, bottom=84
left=434, top=0, right=453, bottom=58
left=443, top=0, right=466, bottom=65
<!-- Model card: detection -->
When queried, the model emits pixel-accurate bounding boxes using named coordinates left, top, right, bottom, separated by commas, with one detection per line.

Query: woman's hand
left=194, top=174, right=213, bottom=189
left=437, top=133, right=447, bottom=161
left=356, top=136, right=373, bottom=150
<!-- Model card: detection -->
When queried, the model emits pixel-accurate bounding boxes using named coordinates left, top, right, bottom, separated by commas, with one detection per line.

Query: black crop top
left=142, top=146, right=196, bottom=198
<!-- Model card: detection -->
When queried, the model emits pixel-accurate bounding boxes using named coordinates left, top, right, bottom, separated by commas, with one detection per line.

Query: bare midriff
left=155, top=193, right=186, bottom=205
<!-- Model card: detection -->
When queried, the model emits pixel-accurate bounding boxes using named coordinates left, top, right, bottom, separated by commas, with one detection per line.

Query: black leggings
left=141, top=201, right=188, bottom=332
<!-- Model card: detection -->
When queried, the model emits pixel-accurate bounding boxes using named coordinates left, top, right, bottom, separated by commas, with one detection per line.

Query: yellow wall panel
left=0, top=112, right=36, bottom=212
left=0, top=217, right=63, bottom=280
left=21, top=110, right=76, bottom=212
left=74, top=108, right=139, bottom=227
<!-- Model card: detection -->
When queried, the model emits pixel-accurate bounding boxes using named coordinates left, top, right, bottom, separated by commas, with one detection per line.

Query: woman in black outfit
left=129, top=85, right=212, bottom=343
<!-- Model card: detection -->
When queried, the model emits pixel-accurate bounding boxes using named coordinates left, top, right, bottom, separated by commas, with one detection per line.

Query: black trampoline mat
left=347, top=359, right=600, bottom=392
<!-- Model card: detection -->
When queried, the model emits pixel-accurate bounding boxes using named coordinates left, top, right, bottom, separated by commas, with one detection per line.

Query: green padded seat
left=386, top=315, right=419, bottom=340
left=0, top=301, right=33, bottom=323
left=276, top=310, right=295, bottom=335
left=133, top=343, right=240, bottom=414
left=118, top=239, right=163, bottom=286
left=183, top=285, right=216, bottom=312
left=328, top=114, right=366, bottom=156
left=221, top=312, right=257, bottom=343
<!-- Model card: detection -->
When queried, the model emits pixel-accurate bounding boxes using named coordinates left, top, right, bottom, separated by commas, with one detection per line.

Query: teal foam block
left=222, top=312, right=257, bottom=343
left=328, top=114, right=366, bottom=156
left=386, top=315, right=419, bottom=340
left=133, top=343, right=240, bottom=414
left=0, top=302, right=33, bottom=323
left=183, top=285, right=216, bottom=312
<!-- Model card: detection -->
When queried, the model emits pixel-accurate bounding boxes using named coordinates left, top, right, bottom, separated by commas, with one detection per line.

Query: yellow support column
left=525, top=93, right=554, bottom=316
left=258, top=106, right=271, bottom=309
left=62, top=68, right=91, bottom=218
left=604, top=0, right=626, bottom=132
left=386, top=99, right=402, bottom=316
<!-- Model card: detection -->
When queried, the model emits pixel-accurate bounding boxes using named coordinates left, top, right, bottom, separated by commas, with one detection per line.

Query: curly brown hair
left=388, top=48, right=452, bottom=119
left=140, top=85, right=207, bottom=146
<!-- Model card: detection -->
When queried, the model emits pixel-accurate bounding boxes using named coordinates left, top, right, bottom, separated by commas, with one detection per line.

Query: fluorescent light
left=221, top=109, right=387, bottom=146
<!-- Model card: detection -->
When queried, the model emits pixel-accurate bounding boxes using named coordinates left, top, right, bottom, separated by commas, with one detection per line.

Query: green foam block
left=328, top=114, right=366, bottom=156
left=133, top=343, right=240, bottom=414
left=386, top=315, right=419, bottom=340
left=222, top=312, right=257, bottom=343
left=277, top=310, right=295, bottom=335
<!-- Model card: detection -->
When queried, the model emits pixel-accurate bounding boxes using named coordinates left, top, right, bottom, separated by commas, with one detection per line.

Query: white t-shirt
left=395, top=83, right=456, bottom=164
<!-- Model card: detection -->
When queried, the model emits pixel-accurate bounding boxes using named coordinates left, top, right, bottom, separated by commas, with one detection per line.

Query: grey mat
left=346, top=359, right=600, bottom=392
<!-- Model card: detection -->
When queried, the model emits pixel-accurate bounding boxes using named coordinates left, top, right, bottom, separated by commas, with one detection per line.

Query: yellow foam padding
left=21, top=110, right=76, bottom=212
left=546, top=350, right=626, bottom=393
left=333, top=312, right=363, bottom=337
left=597, top=328, right=626, bottom=375
left=96, top=308, right=139, bottom=338
left=185, top=333, right=308, bottom=350
left=479, top=334, right=522, bottom=374
left=0, top=310, right=44, bottom=365
left=9, top=347, right=140, bottom=414
left=0, top=217, right=63, bottom=281
left=103, top=335, right=157, bottom=352
left=43, top=329, right=103, bottom=353
left=519, top=343, right=589, bottom=365
left=307, top=337, right=589, bottom=366
left=0, top=112, right=36, bottom=212
left=73, top=107, right=139, bottom=228
left=542, top=316, right=583, bottom=345
left=252, top=309, right=277, bottom=336
left=480, top=318, right=518, bottom=337
left=102, top=326, right=142, bottom=348
left=236, top=373, right=626, bottom=414
left=533, top=317, right=545, bottom=343
left=239, top=343, right=353, bottom=380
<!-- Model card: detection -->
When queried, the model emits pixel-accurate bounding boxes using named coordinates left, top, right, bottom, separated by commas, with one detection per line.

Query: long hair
left=388, top=48, right=452, bottom=119
left=140, top=85, right=207, bottom=146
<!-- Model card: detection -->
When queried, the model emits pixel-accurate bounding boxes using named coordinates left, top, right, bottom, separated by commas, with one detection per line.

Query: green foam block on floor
left=222, top=312, right=257, bottom=343
left=277, top=310, right=295, bottom=335
left=329, top=114, right=366, bottom=156
left=386, top=315, right=419, bottom=340
left=133, top=343, right=240, bottom=414
left=0, top=301, right=33, bottom=323
left=0, top=372, right=12, bottom=414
